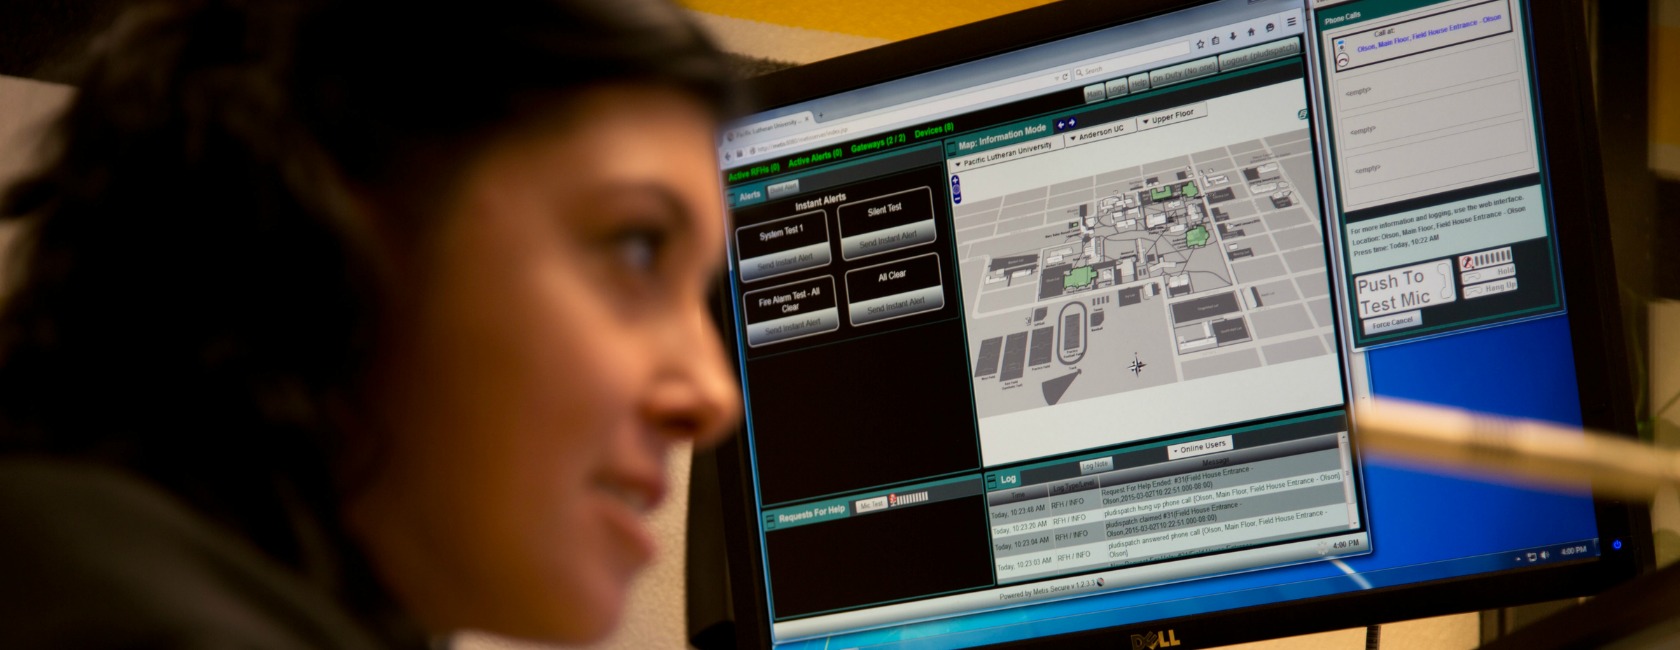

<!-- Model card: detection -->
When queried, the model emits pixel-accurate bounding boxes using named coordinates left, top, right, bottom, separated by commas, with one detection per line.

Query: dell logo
left=1130, top=629, right=1182, bottom=650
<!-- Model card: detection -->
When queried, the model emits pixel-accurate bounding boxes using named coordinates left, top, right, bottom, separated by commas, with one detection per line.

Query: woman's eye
left=612, top=227, right=667, bottom=275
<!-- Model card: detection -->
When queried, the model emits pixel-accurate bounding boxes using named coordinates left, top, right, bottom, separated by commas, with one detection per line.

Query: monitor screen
left=712, top=0, right=1643, bottom=647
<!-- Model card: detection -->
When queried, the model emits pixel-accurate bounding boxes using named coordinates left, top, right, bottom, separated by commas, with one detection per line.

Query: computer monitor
left=710, top=0, right=1647, bottom=647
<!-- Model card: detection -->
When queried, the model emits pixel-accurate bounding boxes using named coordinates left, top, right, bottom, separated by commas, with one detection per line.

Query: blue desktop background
left=781, top=314, right=1602, bottom=648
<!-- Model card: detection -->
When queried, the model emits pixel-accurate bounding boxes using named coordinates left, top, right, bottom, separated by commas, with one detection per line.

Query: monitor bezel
left=709, top=0, right=1650, bottom=647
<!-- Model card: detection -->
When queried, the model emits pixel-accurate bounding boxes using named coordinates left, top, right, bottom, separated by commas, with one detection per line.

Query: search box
left=1072, top=40, right=1193, bottom=81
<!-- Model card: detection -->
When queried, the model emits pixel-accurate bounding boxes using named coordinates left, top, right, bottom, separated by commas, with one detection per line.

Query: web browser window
left=720, top=1, right=1371, bottom=643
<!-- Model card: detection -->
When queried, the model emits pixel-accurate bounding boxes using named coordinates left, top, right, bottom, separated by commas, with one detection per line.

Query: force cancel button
left=1363, top=310, right=1422, bottom=336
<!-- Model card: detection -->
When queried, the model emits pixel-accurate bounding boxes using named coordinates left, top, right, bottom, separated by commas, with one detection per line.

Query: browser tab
left=725, top=111, right=816, bottom=145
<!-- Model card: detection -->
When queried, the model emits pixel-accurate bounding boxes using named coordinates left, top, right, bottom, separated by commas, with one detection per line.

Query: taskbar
left=773, top=530, right=1370, bottom=642
left=779, top=537, right=1608, bottom=649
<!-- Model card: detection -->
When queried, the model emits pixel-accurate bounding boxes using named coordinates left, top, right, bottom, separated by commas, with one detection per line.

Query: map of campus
left=947, top=89, right=1344, bottom=463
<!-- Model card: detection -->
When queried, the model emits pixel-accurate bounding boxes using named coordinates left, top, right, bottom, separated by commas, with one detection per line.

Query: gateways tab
left=735, top=209, right=832, bottom=283
left=837, top=186, right=938, bottom=260
left=845, top=252, right=947, bottom=326
left=742, top=276, right=840, bottom=348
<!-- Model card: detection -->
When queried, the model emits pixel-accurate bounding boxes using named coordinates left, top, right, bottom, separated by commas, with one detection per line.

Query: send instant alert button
left=735, top=210, right=832, bottom=283
left=844, top=253, right=945, bottom=326
left=1362, top=310, right=1422, bottom=336
left=742, top=276, right=840, bottom=348
left=837, top=186, right=937, bottom=260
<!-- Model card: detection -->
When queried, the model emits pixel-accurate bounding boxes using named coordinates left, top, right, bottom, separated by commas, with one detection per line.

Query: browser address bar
left=750, top=40, right=1192, bottom=158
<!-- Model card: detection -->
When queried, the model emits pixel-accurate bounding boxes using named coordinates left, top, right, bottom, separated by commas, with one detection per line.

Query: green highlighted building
left=1182, top=181, right=1199, bottom=198
left=1064, top=266, right=1097, bottom=289
left=1186, top=226, right=1210, bottom=248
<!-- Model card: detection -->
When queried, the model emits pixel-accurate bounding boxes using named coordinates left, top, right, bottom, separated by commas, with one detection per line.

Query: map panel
left=955, top=125, right=1337, bottom=434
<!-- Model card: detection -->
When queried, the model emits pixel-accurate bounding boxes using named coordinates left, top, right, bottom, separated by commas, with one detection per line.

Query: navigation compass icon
left=1128, top=353, right=1147, bottom=377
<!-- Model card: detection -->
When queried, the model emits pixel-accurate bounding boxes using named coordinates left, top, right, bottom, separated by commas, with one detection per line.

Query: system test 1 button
left=742, top=275, right=840, bottom=348
left=734, top=209, right=832, bottom=283
left=836, top=186, right=937, bottom=260
left=844, top=252, right=946, bottom=326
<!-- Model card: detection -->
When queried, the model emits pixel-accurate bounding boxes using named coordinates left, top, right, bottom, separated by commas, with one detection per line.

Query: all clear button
left=1079, top=457, right=1114, bottom=475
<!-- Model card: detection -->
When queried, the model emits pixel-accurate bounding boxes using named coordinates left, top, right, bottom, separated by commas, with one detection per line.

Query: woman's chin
left=547, top=568, right=634, bottom=644
left=493, top=597, right=625, bottom=646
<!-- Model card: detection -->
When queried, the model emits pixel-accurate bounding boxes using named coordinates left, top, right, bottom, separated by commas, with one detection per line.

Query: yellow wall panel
left=678, top=0, right=1057, bottom=41
left=1655, top=0, right=1680, bottom=177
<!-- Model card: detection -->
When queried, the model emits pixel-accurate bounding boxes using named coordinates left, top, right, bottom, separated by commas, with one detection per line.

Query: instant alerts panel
left=735, top=209, right=833, bottom=283
left=742, top=276, right=841, bottom=348
left=837, top=186, right=938, bottom=261
left=844, top=252, right=947, bottom=326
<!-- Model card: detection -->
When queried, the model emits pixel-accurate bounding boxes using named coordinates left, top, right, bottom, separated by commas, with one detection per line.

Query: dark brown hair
left=0, top=0, right=733, bottom=568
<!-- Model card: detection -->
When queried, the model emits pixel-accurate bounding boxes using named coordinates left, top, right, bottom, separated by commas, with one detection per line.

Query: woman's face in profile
left=348, top=84, right=740, bottom=642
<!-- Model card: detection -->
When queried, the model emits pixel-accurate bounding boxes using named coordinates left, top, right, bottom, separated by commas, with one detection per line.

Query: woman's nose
left=645, top=308, right=742, bottom=448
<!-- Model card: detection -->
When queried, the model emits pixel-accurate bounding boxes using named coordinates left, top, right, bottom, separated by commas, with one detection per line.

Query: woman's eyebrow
left=589, top=182, right=694, bottom=233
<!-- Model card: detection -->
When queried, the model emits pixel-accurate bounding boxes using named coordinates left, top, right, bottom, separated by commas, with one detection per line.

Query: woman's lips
left=593, top=472, right=666, bottom=563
